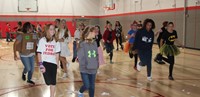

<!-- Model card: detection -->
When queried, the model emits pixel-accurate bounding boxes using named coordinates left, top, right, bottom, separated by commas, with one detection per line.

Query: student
left=127, top=21, right=138, bottom=70
left=137, top=20, right=143, bottom=30
left=134, top=19, right=155, bottom=81
left=154, top=21, right=168, bottom=64
left=0, top=27, right=2, bottom=39
left=56, top=19, right=71, bottom=78
left=72, top=23, right=85, bottom=62
left=160, top=22, right=183, bottom=80
left=13, top=22, right=37, bottom=85
left=54, top=19, right=61, bottom=31
left=37, top=24, right=60, bottom=97
left=5, top=23, right=12, bottom=42
left=54, top=19, right=64, bottom=69
left=17, top=21, right=23, bottom=32
left=77, top=26, right=99, bottom=97
left=95, top=25, right=105, bottom=65
left=103, top=23, right=116, bottom=64
left=36, top=22, right=42, bottom=33
left=115, top=21, right=123, bottom=50
left=104, top=20, right=111, bottom=31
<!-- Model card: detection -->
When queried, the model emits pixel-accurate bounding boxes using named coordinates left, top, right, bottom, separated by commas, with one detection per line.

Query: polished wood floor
left=0, top=39, right=200, bottom=97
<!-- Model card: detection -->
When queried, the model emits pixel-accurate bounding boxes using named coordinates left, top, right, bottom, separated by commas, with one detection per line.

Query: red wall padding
left=0, top=21, right=76, bottom=38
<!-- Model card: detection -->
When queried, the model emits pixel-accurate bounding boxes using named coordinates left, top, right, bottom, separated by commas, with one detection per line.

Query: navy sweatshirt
left=134, top=29, right=154, bottom=51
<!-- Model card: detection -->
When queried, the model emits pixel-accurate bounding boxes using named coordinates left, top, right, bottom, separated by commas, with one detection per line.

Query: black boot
left=168, top=76, right=174, bottom=80
left=22, top=73, right=26, bottom=81
left=72, top=57, right=76, bottom=63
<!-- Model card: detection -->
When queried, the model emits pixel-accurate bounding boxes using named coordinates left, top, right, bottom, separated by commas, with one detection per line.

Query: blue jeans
left=20, top=55, right=35, bottom=81
left=6, top=32, right=11, bottom=42
left=73, top=41, right=77, bottom=58
left=138, top=50, right=152, bottom=77
left=79, top=73, right=96, bottom=97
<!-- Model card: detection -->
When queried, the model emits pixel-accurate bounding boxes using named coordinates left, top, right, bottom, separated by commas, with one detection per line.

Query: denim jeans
left=20, top=55, right=35, bottom=81
left=79, top=72, right=96, bottom=97
left=73, top=41, right=77, bottom=58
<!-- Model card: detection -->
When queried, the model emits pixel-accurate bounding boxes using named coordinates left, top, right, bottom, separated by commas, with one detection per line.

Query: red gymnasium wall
left=0, top=21, right=76, bottom=38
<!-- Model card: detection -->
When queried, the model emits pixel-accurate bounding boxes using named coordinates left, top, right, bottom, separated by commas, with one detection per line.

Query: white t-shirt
left=37, top=37, right=61, bottom=64
left=74, top=29, right=81, bottom=40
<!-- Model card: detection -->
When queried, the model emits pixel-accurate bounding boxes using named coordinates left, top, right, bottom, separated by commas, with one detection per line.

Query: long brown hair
left=44, top=24, right=57, bottom=42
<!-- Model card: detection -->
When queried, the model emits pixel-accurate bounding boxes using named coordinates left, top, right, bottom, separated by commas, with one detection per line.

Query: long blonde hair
left=56, top=19, right=69, bottom=39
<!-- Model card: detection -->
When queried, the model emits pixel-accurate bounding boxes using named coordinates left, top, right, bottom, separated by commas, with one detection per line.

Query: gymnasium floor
left=0, top=39, right=200, bottom=97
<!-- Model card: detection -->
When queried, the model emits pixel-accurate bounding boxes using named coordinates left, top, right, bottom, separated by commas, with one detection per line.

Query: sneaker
left=27, top=80, right=35, bottom=85
left=158, top=61, right=165, bottom=64
left=168, top=76, right=174, bottom=80
left=72, top=58, right=76, bottom=63
left=155, top=59, right=165, bottom=64
left=134, top=66, right=139, bottom=72
left=136, top=62, right=142, bottom=71
left=121, top=46, right=123, bottom=50
left=78, top=92, right=84, bottom=97
left=154, top=58, right=157, bottom=62
left=147, top=77, right=153, bottom=81
left=129, top=51, right=134, bottom=59
left=22, top=73, right=26, bottom=81
left=62, top=73, right=68, bottom=78
left=110, top=61, right=114, bottom=64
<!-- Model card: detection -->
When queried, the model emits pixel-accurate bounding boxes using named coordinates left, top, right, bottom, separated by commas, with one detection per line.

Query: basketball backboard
left=18, top=0, right=38, bottom=12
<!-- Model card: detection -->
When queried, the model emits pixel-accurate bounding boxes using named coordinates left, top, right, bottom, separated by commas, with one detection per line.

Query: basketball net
left=103, top=7, right=109, bottom=13
left=26, top=8, right=31, bottom=12
left=103, top=3, right=115, bottom=14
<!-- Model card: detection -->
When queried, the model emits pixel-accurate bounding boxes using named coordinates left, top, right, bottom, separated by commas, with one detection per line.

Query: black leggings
left=134, top=54, right=138, bottom=67
left=162, top=56, right=175, bottom=76
left=155, top=40, right=163, bottom=61
left=110, top=51, right=113, bottom=61
left=116, top=34, right=123, bottom=49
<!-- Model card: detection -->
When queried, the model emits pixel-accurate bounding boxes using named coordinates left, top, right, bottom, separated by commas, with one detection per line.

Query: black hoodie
left=134, top=29, right=154, bottom=51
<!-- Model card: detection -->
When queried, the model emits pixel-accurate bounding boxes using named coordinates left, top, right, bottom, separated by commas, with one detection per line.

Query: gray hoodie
left=77, top=41, right=99, bottom=74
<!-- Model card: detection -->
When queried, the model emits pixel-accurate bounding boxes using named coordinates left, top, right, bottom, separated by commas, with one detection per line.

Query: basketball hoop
left=103, top=3, right=115, bottom=13
left=103, top=7, right=109, bottom=13
left=26, top=8, right=31, bottom=12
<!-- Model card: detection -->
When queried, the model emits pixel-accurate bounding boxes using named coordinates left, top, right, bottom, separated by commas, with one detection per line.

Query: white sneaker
left=137, top=62, right=142, bottom=71
left=62, top=73, right=68, bottom=78
left=78, top=92, right=84, bottom=97
left=147, top=77, right=153, bottom=81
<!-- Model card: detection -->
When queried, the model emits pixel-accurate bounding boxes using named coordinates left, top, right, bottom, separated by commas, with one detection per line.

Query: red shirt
left=5, top=26, right=10, bottom=32
left=103, top=29, right=116, bottom=44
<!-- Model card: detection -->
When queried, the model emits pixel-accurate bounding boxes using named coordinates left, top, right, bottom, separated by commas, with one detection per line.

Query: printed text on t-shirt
left=43, top=44, right=55, bottom=55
